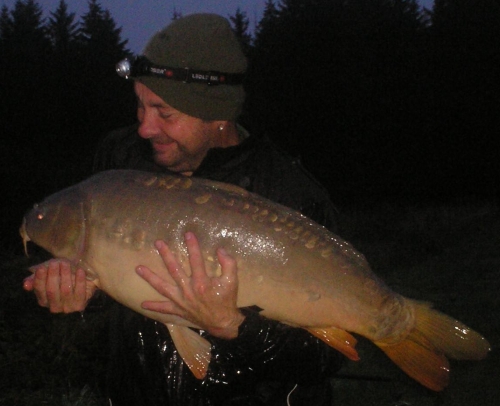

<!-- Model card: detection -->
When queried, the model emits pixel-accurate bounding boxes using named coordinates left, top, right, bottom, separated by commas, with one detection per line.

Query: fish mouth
left=19, top=218, right=31, bottom=257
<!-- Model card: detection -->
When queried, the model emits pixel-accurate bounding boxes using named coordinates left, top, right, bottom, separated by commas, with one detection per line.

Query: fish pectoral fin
left=72, top=260, right=100, bottom=285
left=306, top=327, right=360, bottom=361
left=88, top=277, right=101, bottom=289
left=166, top=324, right=211, bottom=379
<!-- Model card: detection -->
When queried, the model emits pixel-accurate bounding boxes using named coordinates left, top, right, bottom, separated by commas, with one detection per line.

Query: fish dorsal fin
left=167, top=324, right=211, bottom=379
left=306, top=327, right=360, bottom=361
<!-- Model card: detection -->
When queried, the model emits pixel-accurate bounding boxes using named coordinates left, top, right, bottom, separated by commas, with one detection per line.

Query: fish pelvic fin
left=166, top=324, right=211, bottom=379
left=306, top=327, right=360, bottom=361
left=374, top=301, right=490, bottom=392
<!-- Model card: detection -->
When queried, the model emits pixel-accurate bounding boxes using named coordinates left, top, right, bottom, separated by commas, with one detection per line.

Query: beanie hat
left=138, top=13, right=247, bottom=121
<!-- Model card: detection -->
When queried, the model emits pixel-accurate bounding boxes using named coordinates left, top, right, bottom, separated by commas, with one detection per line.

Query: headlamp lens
left=116, top=58, right=133, bottom=79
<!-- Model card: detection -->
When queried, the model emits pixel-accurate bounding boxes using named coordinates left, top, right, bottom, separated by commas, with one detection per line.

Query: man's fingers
left=139, top=234, right=242, bottom=335
left=72, top=269, right=90, bottom=312
left=23, top=274, right=35, bottom=291
left=217, top=247, right=237, bottom=282
left=136, top=266, right=181, bottom=315
left=155, top=240, right=189, bottom=286
left=137, top=265, right=176, bottom=298
left=59, top=261, right=74, bottom=298
left=46, top=263, right=63, bottom=311
left=33, top=267, right=49, bottom=307
left=24, top=259, right=94, bottom=314
left=184, top=232, right=206, bottom=282
left=141, top=300, right=177, bottom=314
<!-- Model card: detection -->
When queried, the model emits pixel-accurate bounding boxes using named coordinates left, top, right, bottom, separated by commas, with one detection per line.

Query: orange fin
left=306, top=327, right=360, bottom=361
left=166, top=324, right=211, bottom=379
left=413, top=301, right=491, bottom=360
left=374, top=301, right=490, bottom=392
left=375, top=329, right=450, bottom=391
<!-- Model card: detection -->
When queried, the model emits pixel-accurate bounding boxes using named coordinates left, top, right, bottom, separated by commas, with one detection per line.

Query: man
left=25, top=14, right=342, bottom=405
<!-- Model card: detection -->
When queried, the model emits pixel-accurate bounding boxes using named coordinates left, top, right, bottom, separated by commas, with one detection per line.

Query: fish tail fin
left=374, top=301, right=490, bottom=391
left=412, top=301, right=490, bottom=360
left=306, top=327, right=360, bottom=361
left=375, top=325, right=450, bottom=391
left=166, top=324, right=211, bottom=379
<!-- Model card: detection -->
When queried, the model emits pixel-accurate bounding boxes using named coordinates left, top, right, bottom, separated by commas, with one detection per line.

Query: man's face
left=134, top=82, right=220, bottom=176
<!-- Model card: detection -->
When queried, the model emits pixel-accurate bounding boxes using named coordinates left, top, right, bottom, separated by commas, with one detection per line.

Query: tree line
left=244, top=0, right=499, bottom=202
left=1, top=0, right=499, bottom=226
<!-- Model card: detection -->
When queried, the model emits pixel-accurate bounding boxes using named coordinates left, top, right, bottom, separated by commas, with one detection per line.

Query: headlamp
left=115, top=56, right=244, bottom=86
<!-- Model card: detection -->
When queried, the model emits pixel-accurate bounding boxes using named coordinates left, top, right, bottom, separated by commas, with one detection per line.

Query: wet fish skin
left=20, top=169, right=490, bottom=390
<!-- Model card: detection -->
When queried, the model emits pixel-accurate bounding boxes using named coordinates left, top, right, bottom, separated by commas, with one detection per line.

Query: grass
left=1, top=197, right=498, bottom=405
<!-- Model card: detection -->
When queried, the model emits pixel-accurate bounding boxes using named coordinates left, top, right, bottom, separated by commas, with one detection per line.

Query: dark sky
left=1, top=0, right=434, bottom=53
left=1, top=0, right=266, bottom=52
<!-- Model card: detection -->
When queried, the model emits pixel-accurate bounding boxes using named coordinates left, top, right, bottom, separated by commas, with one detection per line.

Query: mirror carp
left=20, top=169, right=490, bottom=390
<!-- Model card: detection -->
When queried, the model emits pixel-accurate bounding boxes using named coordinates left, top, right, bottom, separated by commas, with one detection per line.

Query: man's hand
left=23, top=259, right=97, bottom=313
left=136, top=232, right=245, bottom=339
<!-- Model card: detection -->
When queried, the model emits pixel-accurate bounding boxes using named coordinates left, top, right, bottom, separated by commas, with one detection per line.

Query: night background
left=0, top=0, right=499, bottom=405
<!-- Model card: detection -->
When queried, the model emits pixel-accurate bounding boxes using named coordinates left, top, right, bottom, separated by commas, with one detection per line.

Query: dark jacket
left=93, top=124, right=342, bottom=406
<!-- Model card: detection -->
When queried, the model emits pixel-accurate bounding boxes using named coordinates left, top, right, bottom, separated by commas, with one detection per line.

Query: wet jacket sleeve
left=203, top=310, right=343, bottom=388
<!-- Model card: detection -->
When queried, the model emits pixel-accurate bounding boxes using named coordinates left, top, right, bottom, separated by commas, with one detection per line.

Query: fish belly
left=84, top=234, right=199, bottom=328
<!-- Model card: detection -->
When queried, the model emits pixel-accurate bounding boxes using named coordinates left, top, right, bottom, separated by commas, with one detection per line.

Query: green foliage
left=47, top=0, right=79, bottom=53
left=243, top=0, right=499, bottom=201
left=79, top=0, right=128, bottom=58
left=423, top=0, right=500, bottom=192
left=254, top=0, right=279, bottom=45
left=247, top=0, right=427, bottom=179
left=0, top=0, right=133, bottom=149
left=229, top=7, right=253, bottom=57
left=0, top=0, right=134, bottom=194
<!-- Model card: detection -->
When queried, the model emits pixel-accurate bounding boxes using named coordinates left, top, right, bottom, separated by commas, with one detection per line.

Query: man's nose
left=137, top=109, right=158, bottom=139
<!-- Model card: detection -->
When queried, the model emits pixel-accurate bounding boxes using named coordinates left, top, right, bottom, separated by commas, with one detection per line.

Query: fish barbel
left=20, top=169, right=490, bottom=390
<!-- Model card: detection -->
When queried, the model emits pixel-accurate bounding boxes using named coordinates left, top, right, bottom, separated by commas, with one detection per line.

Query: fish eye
left=33, top=204, right=46, bottom=220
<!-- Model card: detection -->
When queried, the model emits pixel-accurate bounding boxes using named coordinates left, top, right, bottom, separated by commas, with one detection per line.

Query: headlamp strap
left=116, top=56, right=245, bottom=86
